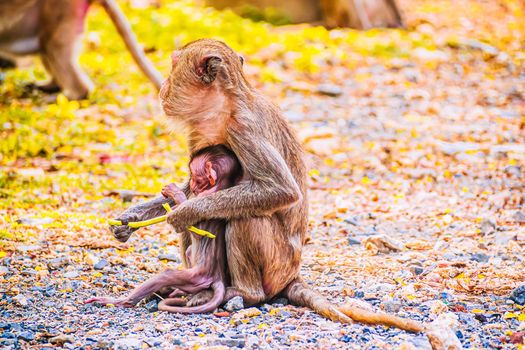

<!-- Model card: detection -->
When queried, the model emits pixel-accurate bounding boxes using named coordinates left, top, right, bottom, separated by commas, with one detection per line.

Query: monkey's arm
left=111, top=182, right=190, bottom=242
left=167, top=127, right=302, bottom=231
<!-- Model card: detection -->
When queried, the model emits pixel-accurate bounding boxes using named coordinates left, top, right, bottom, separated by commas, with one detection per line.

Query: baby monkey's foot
left=84, top=296, right=135, bottom=308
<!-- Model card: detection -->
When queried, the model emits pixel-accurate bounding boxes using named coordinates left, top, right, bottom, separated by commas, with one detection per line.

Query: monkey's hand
left=166, top=201, right=200, bottom=232
left=161, top=183, right=187, bottom=205
left=84, top=296, right=135, bottom=308
left=110, top=212, right=140, bottom=243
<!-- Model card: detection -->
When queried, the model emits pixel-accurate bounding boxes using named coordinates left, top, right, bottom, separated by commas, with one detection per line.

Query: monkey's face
left=159, top=39, right=246, bottom=121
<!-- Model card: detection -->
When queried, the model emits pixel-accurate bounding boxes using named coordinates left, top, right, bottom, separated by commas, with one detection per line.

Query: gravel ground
left=1, top=1, right=525, bottom=348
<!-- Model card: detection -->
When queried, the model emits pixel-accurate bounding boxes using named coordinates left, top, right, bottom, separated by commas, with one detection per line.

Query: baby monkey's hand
left=161, top=183, right=187, bottom=205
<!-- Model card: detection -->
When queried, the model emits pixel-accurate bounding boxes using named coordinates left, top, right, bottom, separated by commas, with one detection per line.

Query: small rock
left=429, top=300, right=448, bottom=315
left=409, top=265, right=424, bottom=275
left=510, top=285, right=525, bottom=305
left=316, top=83, right=343, bottom=97
left=513, top=211, right=525, bottom=223
left=18, top=331, right=35, bottom=341
left=47, top=257, right=69, bottom=270
left=16, top=217, right=53, bottom=226
left=144, top=300, right=158, bottom=313
left=85, top=254, right=100, bottom=267
left=63, top=271, right=79, bottom=278
left=426, top=312, right=462, bottom=350
left=224, top=296, right=244, bottom=312
left=272, top=297, right=289, bottom=306
left=0, top=267, right=11, bottom=276
left=12, top=295, right=28, bottom=307
left=144, top=338, right=163, bottom=347
left=479, top=219, right=496, bottom=235
left=113, top=337, right=142, bottom=350
left=210, top=338, right=246, bottom=348
left=94, top=260, right=108, bottom=270
left=470, top=253, right=489, bottom=263
left=155, top=323, right=172, bottom=332
left=96, top=340, right=112, bottom=349
left=50, top=334, right=75, bottom=345
left=16, top=245, right=42, bottom=253
left=157, top=254, right=179, bottom=263
left=382, top=299, right=402, bottom=313
left=347, top=237, right=361, bottom=245
left=283, top=110, right=305, bottom=122
left=363, top=234, right=404, bottom=255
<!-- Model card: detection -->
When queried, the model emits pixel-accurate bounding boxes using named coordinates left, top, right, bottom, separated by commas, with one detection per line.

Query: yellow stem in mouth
left=107, top=203, right=215, bottom=238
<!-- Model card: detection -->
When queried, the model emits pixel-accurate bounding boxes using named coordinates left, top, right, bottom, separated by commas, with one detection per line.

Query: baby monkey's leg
left=85, top=268, right=198, bottom=307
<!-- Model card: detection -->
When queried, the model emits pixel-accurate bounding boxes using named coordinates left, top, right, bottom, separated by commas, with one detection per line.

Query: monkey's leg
left=38, top=56, right=61, bottom=93
left=85, top=268, right=199, bottom=307
left=39, top=0, right=94, bottom=100
left=224, top=217, right=299, bottom=306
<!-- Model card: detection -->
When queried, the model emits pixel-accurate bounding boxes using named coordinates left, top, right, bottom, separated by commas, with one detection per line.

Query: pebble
left=18, top=331, right=35, bottom=341
left=210, top=338, right=246, bottom=348
left=347, top=237, right=361, bottom=245
left=47, top=257, right=68, bottom=270
left=510, top=285, right=525, bottom=305
left=429, top=300, right=448, bottom=315
left=49, top=334, right=75, bottom=345
left=224, top=296, right=244, bottom=312
left=94, top=259, right=108, bottom=270
left=144, top=300, right=158, bottom=312
left=12, top=295, right=28, bottom=307
left=283, top=110, right=305, bottom=122
left=16, top=245, right=42, bottom=252
left=479, top=218, right=496, bottom=235
left=316, top=83, right=343, bottom=97
left=63, top=271, right=79, bottom=278
left=0, top=266, right=11, bottom=275
left=157, top=254, right=179, bottom=262
left=113, top=337, right=142, bottom=350
left=382, top=299, right=402, bottom=313
left=470, top=253, right=489, bottom=263
left=16, top=217, right=53, bottom=225
left=513, top=211, right=525, bottom=223
left=409, top=265, right=424, bottom=275
left=272, top=297, right=289, bottom=306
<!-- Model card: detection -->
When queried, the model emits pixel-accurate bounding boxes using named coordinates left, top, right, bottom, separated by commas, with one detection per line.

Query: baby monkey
left=86, top=145, right=242, bottom=313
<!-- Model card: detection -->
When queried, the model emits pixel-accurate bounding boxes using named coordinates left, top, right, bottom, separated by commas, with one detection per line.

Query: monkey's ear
left=205, top=161, right=217, bottom=186
left=197, top=55, right=222, bottom=84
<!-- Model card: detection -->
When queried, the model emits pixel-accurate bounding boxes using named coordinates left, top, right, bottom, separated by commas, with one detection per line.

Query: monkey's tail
left=283, top=278, right=424, bottom=333
left=100, top=0, right=163, bottom=90
left=158, top=282, right=225, bottom=314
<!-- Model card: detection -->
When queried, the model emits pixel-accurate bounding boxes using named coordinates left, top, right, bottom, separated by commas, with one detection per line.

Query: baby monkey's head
left=189, top=145, right=242, bottom=196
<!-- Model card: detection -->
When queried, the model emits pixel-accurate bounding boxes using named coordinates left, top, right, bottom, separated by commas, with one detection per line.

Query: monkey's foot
left=84, top=296, right=135, bottom=308
left=186, top=289, right=214, bottom=307
left=168, top=289, right=188, bottom=298
left=36, top=80, right=61, bottom=94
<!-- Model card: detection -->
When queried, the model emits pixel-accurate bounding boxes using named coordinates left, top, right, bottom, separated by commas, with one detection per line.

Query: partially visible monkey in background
left=0, top=0, right=162, bottom=99
left=86, top=144, right=242, bottom=314
left=112, top=39, right=424, bottom=334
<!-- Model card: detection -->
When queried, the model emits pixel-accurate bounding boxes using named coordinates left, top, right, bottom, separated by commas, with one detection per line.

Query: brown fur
left=0, top=0, right=162, bottom=99
left=155, top=38, right=424, bottom=332
left=112, top=39, right=425, bottom=332
left=86, top=145, right=240, bottom=313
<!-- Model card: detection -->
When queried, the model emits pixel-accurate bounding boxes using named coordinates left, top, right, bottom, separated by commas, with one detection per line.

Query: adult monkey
left=0, top=0, right=162, bottom=99
left=111, top=39, right=425, bottom=335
